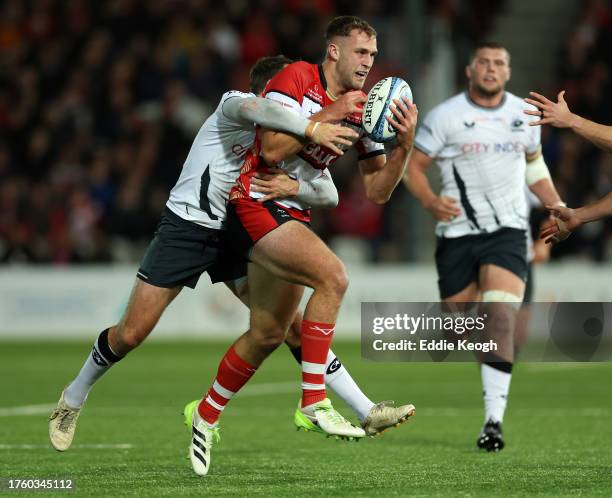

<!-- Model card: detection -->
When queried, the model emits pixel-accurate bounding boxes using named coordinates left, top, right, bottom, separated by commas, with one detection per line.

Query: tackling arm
left=249, top=167, right=338, bottom=208
left=223, top=96, right=310, bottom=137
left=261, top=91, right=367, bottom=165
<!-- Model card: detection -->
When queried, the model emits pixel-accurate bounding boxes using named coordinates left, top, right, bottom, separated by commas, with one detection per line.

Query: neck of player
left=322, top=61, right=346, bottom=100
left=468, top=86, right=504, bottom=108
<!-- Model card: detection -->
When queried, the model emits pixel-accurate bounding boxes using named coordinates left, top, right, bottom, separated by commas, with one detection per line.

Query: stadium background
left=1, top=2, right=611, bottom=496
left=1, top=0, right=612, bottom=337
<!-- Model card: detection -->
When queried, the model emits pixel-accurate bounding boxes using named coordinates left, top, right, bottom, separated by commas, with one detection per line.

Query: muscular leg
left=198, top=264, right=303, bottom=425
left=250, top=221, right=348, bottom=407
left=226, top=278, right=376, bottom=421
left=477, top=264, right=525, bottom=428
left=64, top=279, right=181, bottom=408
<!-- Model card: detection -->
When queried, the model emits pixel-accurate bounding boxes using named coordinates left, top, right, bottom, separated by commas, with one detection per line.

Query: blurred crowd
left=0, top=0, right=610, bottom=264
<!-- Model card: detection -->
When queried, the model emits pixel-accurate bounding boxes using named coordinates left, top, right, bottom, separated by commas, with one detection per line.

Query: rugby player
left=49, top=55, right=408, bottom=453
left=190, top=16, right=418, bottom=476
left=404, top=42, right=564, bottom=451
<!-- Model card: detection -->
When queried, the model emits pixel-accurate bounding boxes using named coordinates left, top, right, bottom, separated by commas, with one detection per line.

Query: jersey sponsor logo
left=464, top=121, right=475, bottom=128
left=460, top=142, right=526, bottom=154
left=300, top=142, right=342, bottom=169
left=326, top=357, right=342, bottom=375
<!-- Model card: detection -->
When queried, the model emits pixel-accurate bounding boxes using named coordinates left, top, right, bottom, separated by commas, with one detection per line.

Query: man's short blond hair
left=325, top=15, right=376, bottom=42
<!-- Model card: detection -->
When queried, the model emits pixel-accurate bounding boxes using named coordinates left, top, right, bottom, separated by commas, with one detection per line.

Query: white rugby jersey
left=166, top=91, right=256, bottom=230
left=415, top=91, right=541, bottom=238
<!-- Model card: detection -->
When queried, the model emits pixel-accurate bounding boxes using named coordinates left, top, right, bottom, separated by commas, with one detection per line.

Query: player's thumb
left=558, top=90, right=566, bottom=102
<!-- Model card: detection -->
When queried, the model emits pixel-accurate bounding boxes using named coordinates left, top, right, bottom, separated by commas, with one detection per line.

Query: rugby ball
left=362, top=77, right=413, bottom=143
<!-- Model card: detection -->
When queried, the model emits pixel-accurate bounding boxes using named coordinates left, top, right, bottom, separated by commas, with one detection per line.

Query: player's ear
left=465, top=64, right=472, bottom=81
left=327, top=42, right=340, bottom=62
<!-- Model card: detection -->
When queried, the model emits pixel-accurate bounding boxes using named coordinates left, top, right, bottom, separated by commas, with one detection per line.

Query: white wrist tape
left=525, top=154, right=551, bottom=186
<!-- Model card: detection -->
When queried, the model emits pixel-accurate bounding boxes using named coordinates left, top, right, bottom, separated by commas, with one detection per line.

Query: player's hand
left=540, top=204, right=582, bottom=244
left=306, top=122, right=358, bottom=155
left=425, top=196, right=461, bottom=222
left=250, top=167, right=299, bottom=202
left=388, top=96, right=418, bottom=151
left=323, top=91, right=367, bottom=121
left=523, top=91, right=577, bottom=128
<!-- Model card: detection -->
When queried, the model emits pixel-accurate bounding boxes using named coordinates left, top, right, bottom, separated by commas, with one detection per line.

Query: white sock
left=64, top=329, right=123, bottom=408
left=481, top=363, right=512, bottom=424
left=325, top=350, right=374, bottom=422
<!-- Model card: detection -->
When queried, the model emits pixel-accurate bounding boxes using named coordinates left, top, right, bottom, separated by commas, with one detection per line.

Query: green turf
left=1, top=341, right=611, bottom=497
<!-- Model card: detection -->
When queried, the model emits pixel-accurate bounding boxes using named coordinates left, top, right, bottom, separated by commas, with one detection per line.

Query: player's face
left=334, top=30, right=378, bottom=91
left=466, top=48, right=511, bottom=97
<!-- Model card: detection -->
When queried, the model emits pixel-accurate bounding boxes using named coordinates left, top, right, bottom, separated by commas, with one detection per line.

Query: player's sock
left=198, top=345, right=257, bottom=426
left=323, top=351, right=375, bottom=422
left=289, top=345, right=375, bottom=422
left=481, top=360, right=513, bottom=423
left=64, top=328, right=124, bottom=408
left=300, top=319, right=335, bottom=408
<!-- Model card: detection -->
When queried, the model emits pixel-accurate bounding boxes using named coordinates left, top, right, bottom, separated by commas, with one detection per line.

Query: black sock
left=289, top=346, right=302, bottom=364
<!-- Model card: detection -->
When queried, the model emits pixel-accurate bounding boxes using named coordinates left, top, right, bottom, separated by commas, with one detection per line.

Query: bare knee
left=318, top=261, right=349, bottom=300
left=248, top=322, right=288, bottom=351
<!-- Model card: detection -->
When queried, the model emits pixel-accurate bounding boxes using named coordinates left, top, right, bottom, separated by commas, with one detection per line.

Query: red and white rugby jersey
left=230, top=61, right=385, bottom=213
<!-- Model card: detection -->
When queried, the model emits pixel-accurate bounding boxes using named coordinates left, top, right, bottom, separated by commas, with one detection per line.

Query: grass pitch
left=1, top=340, right=611, bottom=497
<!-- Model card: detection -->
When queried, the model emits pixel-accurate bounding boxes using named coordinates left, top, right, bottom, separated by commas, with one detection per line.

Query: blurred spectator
left=1, top=0, right=608, bottom=264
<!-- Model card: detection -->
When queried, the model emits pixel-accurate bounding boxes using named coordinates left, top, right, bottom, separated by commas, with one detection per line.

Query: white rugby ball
left=362, top=77, right=413, bottom=143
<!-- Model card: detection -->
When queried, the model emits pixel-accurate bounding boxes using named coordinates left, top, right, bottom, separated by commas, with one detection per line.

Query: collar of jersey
left=463, top=91, right=507, bottom=111
left=318, top=64, right=328, bottom=92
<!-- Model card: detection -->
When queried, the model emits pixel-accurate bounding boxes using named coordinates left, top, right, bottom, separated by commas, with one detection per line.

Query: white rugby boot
left=189, top=405, right=220, bottom=476
left=49, top=387, right=82, bottom=451
left=362, top=400, right=415, bottom=437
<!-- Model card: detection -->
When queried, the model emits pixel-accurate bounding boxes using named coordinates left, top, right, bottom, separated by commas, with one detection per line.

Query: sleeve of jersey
left=355, top=135, right=385, bottom=161
left=220, top=91, right=253, bottom=123
left=414, top=107, right=446, bottom=157
left=263, top=62, right=311, bottom=115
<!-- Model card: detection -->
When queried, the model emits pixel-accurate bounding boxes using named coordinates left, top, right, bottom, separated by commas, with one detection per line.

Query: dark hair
left=325, top=15, right=377, bottom=42
left=249, top=55, right=293, bottom=94
left=469, top=42, right=510, bottom=64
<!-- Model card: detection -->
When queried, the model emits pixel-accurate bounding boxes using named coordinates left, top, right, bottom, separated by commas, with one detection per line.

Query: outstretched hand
left=524, top=90, right=576, bottom=128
